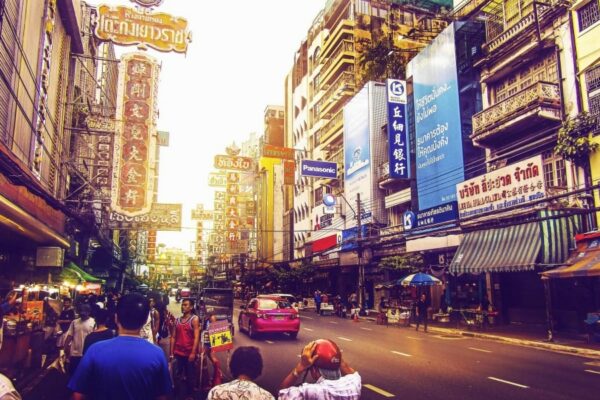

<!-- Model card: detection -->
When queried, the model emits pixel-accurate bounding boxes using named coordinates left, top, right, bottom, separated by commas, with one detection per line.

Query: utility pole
left=356, top=193, right=365, bottom=313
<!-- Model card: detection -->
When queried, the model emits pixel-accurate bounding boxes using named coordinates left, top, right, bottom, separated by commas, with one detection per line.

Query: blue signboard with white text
left=300, top=159, right=338, bottom=179
left=410, top=23, right=465, bottom=211
left=341, top=226, right=368, bottom=251
left=386, top=79, right=410, bottom=179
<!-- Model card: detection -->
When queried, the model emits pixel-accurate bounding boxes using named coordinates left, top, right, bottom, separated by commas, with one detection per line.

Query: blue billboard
left=410, top=23, right=464, bottom=211
left=300, top=159, right=338, bottom=179
left=387, top=79, right=410, bottom=179
left=343, top=85, right=372, bottom=226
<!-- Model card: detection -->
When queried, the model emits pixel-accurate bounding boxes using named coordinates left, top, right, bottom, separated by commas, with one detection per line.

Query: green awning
left=63, top=262, right=105, bottom=284
left=539, top=210, right=581, bottom=266
left=450, top=222, right=541, bottom=274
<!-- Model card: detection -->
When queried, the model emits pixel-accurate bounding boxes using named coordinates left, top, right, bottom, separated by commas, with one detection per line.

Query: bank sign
left=386, top=79, right=410, bottom=179
left=410, top=23, right=464, bottom=211
left=456, top=155, right=546, bottom=219
left=300, top=160, right=337, bottom=179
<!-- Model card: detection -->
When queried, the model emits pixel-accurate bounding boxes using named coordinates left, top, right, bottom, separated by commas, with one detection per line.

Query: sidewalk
left=360, top=314, right=600, bottom=359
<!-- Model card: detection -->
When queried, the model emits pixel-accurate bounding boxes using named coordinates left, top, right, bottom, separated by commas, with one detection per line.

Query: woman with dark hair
left=207, top=346, right=273, bottom=399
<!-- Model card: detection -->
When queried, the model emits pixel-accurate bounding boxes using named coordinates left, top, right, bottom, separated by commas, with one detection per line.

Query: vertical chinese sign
left=112, top=53, right=160, bottom=216
left=386, top=79, right=410, bottom=179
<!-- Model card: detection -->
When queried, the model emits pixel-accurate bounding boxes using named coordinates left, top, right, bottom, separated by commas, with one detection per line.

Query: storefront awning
left=62, top=262, right=105, bottom=284
left=449, top=223, right=541, bottom=274
left=542, top=238, right=600, bottom=278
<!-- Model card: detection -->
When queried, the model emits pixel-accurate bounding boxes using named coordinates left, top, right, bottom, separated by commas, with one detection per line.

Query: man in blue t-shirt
left=68, top=293, right=173, bottom=400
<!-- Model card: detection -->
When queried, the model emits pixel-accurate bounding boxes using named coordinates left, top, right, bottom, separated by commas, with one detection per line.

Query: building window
left=579, top=0, right=600, bottom=31
left=589, top=94, right=600, bottom=135
left=586, top=65, right=600, bottom=93
left=542, top=151, right=567, bottom=189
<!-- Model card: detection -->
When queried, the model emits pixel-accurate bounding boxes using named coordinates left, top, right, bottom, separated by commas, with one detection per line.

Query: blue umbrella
left=399, top=272, right=442, bottom=287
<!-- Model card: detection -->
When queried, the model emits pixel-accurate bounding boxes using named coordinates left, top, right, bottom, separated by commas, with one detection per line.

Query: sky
left=89, top=0, right=325, bottom=250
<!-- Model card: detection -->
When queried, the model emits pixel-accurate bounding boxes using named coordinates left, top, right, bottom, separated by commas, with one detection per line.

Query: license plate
left=274, top=316, right=285, bottom=321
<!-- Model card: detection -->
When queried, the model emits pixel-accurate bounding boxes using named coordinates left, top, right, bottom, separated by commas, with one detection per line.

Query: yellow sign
left=95, top=5, right=192, bottom=53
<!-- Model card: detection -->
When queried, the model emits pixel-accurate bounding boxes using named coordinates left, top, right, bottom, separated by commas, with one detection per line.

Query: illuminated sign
left=111, top=52, right=159, bottom=216
left=95, top=5, right=191, bottom=53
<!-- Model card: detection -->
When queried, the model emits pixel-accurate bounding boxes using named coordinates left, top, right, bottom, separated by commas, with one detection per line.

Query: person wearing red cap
left=278, top=339, right=361, bottom=399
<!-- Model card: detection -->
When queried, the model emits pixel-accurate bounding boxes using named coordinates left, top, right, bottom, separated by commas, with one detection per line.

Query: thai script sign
left=387, top=79, right=410, bottom=179
left=208, top=172, right=227, bottom=187
left=301, top=160, right=337, bottom=178
left=262, top=144, right=295, bottom=160
left=456, top=155, right=545, bottom=219
left=111, top=52, right=159, bottom=216
left=107, top=203, right=182, bottom=230
left=95, top=4, right=191, bottom=53
left=214, top=155, right=254, bottom=171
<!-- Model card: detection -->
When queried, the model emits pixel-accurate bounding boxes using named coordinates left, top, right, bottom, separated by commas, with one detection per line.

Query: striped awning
left=539, top=210, right=581, bottom=266
left=449, top=223, right=541, bottom=274
left=542, top=238, right=600, bottom=278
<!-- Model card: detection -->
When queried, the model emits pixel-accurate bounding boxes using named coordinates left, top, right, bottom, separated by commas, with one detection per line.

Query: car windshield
left=259, top=299, right=292, bottom=310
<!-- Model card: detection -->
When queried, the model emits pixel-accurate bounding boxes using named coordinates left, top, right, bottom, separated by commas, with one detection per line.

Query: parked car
left=238, top=296, right=300, bottom=339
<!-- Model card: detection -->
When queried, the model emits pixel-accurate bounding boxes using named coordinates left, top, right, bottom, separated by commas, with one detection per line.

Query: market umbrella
left=399, top=272, right=442, bottom=287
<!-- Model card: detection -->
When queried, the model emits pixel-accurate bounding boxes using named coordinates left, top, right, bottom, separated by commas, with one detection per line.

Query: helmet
left=312, top=339, right=341, bottom=370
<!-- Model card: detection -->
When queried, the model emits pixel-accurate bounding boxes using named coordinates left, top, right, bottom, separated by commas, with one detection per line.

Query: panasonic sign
left=300, top=160, right=338, bottom=179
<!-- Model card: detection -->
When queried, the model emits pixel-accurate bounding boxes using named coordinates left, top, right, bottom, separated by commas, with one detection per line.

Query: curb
left=427, top=326, right=600, bottom=359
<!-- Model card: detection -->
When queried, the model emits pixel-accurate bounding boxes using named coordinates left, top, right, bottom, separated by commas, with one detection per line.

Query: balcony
left=320, top=40, right=355, bottom=86
left=471, top=81, right=561, bottom=146
left=317, top=109, right=344, bottom=146
left=317, top=71, right=355, bottom=117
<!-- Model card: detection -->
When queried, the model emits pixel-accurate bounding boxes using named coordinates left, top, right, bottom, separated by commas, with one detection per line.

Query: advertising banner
left=206, top=321, right=233, bottom=352
left=344, top=86, right=372, bottom=226
left=95, top=5, right=192, bottom=53
left=300, top=160, right=337, bottom=179
left=341, top=226, right=368, bottom=251
left=411, top=24, right=464, bottom=211
left=108, top=203, right=182, bottom=231
left=111, top=53, right=159, bottom=217
left=386, top=79, right=410, bottom=179
left=456, top=155, right=546, bottom=219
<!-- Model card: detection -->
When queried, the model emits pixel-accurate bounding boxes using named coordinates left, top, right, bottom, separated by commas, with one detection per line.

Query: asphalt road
left=166, top=299, right=600, bottom=399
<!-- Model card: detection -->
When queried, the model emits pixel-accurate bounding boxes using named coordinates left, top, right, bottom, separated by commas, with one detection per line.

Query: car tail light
left=257, top=312, right=267, bottom=319
left=290, top=313, right=297, bottom=320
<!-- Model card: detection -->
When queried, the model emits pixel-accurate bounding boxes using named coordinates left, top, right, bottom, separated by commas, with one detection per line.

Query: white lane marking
left=363, top=384, right=394, bottom=398
left=303, top=327, right=314, bottom=332
left=469, top=347, right=492, bottom=353
left=584, top=369, right=600, bottom=375
left=391, top=351, right=412, bottom=357
left=360, top=327, right=373, bottom=331
left=301, top=316, right=314, bottom=320
left=265, top=340, right=274, bottom=344
left=407, top=336, right=423, bottom=341
left=488, top=377, right=529, bottom=389
left=329, top=321, right=339, bottom=324
left=337, top=337, right=352, bottom=342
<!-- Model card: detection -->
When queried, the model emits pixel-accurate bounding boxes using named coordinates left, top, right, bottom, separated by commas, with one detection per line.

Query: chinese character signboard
left=262, top=144, right=295, bottom=160
left=111, top=53, right=159, bottom=217
left=456, top=155, right=546, bottom=219
left=76, top=116, right=116, bottom=198
left=386, top=79, right=410, bottom=179
left=95, top=5, right=191, bottom=53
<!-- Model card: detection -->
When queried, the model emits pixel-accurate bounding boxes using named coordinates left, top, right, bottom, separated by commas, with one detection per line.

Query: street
left=163, top=300, right=600, bottom=399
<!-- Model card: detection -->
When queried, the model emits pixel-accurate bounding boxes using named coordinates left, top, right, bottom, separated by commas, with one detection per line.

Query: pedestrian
left=349, top=292, right=358, bottom=309
left=56, top=297, right=75, bottom=349
left=140, top=297, right=160, bottom=344
left=82, top=308, right=116, bottom=354
left=415, top=293, right=429, bottom=332
left=314, top=290, right=322, bottom=314
left=0, top=373, right=21, bottom=400
left=479, top=294, right=492, bottom=327
left=169, top=298, right=200, bottom=398
left=279, top=339, right=361, bottom=399
left=64, top=303, right=96, bottom=374
left=207, top=346, right=273, bottom=400
left=68, top=293, right=173, bottom=400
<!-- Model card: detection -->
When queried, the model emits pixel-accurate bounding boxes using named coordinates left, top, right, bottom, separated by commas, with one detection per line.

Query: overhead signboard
left=130, top=0, right=164, bottom=7
left=208, top=172, right=227, bottom=187
left=157, top=130, right=170, bottom=146
left=386, top=79, right=410, bottom=179
left=262, top=144, right=295, bottom=160
left=300, top=160, right=337, bottom=179
left=456, top=155, right=546, bottom=219
left=111, top=52, right=159, bottom=217
left=107, top=203, right=182, bottom=231
left=283, top=160, right=295, bottom=185
left=214, top=155, right=254, bottom=171
left=95, top=5, right=192, bottom=53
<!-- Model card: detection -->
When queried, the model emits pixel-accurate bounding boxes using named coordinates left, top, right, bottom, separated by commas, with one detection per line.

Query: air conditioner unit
left=35, top=247, right=65, bottom=268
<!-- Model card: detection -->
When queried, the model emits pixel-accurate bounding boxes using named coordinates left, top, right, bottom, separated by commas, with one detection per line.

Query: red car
left=238, top=296, right=300, bottom=339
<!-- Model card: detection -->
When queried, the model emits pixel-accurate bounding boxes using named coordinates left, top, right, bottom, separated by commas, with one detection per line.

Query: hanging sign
left=387, top=79, right=410, bottom=179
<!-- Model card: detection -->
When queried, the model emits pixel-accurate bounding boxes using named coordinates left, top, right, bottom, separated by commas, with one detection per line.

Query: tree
left=378, top=254, right=423, bottom=274
left=357, top=38, right=406, bottom=87
left=554, top=112, right=599, bottom=166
